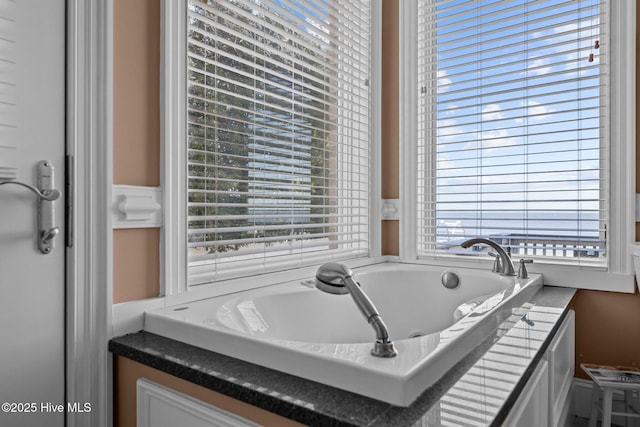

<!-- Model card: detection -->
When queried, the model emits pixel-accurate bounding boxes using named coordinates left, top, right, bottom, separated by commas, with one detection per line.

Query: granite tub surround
left=109, top=286, right=575, bottom=426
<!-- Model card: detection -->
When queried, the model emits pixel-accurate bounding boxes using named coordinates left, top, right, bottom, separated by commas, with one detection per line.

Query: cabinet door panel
left=137, top=379, right=260, bottom=427
left=548, top=311, right=575, bottom=427
left=502, top=360, right=549, bottom=427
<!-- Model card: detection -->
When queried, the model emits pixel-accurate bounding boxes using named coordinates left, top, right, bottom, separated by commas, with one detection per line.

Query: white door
left=0, top=1, right=65, bottom=427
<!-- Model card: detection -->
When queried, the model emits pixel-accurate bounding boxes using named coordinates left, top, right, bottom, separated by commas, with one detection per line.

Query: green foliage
left=187, top=1, right=336, bottom=255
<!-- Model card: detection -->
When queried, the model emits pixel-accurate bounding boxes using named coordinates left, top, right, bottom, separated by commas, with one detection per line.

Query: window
left=414, top=0, right=611, bottom=267
left=184, top=0, right=373, bottom=285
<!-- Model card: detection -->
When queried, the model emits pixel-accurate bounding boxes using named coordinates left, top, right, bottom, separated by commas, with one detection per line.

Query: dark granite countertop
left=109, top=286, right=576, bottom=426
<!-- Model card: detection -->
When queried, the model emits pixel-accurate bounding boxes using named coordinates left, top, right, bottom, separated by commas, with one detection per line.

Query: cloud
left=525, top=100, right=554, bottom=120
left=528, top=57, right=552, bottom=76
left=481, top=104, right=504, bottom=121
left=480, top=128, right=519, bottom=149
left=438, top=70, right=452, bottom=91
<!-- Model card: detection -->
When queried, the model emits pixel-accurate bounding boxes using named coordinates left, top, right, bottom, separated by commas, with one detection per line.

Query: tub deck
left=110, top=286, right=576, bottom=426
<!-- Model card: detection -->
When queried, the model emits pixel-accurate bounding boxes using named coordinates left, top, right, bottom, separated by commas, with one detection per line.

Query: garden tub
left=144, top=262, right=543, bottom=406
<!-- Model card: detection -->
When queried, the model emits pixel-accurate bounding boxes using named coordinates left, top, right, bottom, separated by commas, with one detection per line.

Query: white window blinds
left=416, top=0, right=607, bottom=265
left=186, top=0, right=371, bottom=284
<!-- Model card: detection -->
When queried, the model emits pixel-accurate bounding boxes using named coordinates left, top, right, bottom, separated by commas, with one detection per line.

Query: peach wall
left=113, top=0, right=160, bottom=187
left=381, top=0, right=400, bottom=256
left=112, top=0, right=162, bottom=303
left=381, top=220, right=400, bottom=256
left=381, top=0, right=400, bottom=201
left=571, top=290, right=640, bottom=380
left=112, top=229, right=160, bottom=303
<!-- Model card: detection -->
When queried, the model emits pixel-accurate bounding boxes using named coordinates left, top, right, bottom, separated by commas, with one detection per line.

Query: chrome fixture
left=315, top=262, right=398, bottom=358
left=441, top=271, right=460, bottom=289
left=461, top=238, right=516, bottom=276
left=518, top=258, right=534, bottom=279
left=488, top=252, right=502, bottom=273
left=0, top=161, right=60, bottom=254
left=0, top=180, right=60, bottom=201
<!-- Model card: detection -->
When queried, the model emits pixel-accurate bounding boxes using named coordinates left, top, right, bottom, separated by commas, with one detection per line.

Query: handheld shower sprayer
left=315, top=263, right=397, bottom=358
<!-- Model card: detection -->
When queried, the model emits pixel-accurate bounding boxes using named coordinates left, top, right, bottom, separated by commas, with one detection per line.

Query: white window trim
left=161, top=0, right=187, bottom=297
left=369, top=0, right=383, bottom=260
left=399, top=1, right=636, bottom=292
left=160, top=0, right=383, bottom=298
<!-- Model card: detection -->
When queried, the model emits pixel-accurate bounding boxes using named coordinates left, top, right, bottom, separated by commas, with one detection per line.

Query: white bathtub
left=145, top=262, right=543, bottom=406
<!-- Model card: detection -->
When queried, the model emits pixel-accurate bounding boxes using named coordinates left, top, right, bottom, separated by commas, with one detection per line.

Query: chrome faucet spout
left=315, top=262, right=398, bottom=358
left=461, top=238, right=516, bottom=276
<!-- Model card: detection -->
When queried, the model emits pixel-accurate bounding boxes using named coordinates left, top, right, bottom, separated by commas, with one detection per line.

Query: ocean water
left=435, top=210, right=602, bottom=240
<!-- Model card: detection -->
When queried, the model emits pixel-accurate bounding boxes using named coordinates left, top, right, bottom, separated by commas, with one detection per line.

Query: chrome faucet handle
left=488, top=252, right=502, bottom=273
left=461, top=238, right=516, bottom=276
left=518, top=258, right=534, bottom=279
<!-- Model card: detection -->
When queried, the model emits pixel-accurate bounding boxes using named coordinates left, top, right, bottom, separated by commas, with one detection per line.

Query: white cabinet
left=503, top=310, right=575, bottom=427
left=547, top=310, right=575, bottom=427
left=137, top=379, right=260, bottom=427
left=503, top=359, right=550, bottom=427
